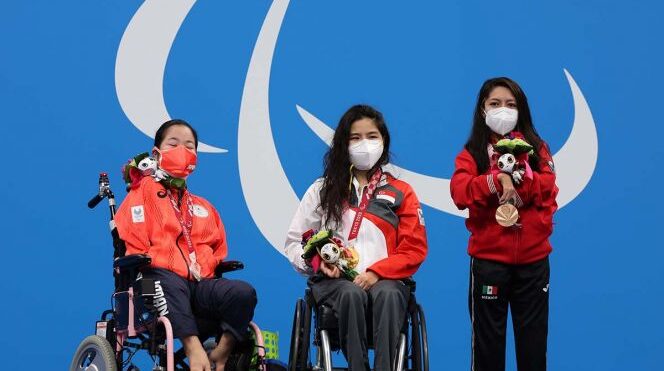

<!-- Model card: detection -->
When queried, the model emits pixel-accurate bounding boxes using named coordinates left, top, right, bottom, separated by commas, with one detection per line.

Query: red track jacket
left=115, top=177, right=228, bottom=280
left=450, top=142, right=558, bottom=264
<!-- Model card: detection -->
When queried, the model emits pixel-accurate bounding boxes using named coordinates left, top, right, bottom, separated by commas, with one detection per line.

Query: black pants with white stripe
left=469, top=257, right=550, bottom=371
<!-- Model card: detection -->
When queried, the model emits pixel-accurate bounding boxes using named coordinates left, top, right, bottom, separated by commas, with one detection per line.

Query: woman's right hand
left=320, top=262, right=341, bottom=278
left=497, top=173, right=517, bottom=205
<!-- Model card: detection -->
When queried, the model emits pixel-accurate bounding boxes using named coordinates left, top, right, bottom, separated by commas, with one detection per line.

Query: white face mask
left=485, top=107, right=518, bottom=135
left=348, top=139, right=384, bottom=171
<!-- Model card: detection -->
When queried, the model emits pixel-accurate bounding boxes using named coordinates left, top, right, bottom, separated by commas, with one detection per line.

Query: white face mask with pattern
left=348, top=139, right=384, bottom=170
left=485, top=107, right=518, bottom=135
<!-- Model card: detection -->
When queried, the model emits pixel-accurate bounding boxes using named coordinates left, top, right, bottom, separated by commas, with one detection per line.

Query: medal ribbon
left=347, top=169, right=383, bottom=243
left=167, top=189, right=201, bottom=280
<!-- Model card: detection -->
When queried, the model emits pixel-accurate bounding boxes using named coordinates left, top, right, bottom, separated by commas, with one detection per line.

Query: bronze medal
left=190, top=262, right=202, bottom=281
left=495, top=203, right=519, bottom=227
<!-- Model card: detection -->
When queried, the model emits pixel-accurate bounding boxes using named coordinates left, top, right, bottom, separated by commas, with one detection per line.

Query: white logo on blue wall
left=115, top=0, right=598, bottom=254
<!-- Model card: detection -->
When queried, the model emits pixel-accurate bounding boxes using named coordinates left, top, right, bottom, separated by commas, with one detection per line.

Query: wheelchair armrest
left=214, top=260, right=244, bottom=278
left=114, top=254, right=152, bottom=272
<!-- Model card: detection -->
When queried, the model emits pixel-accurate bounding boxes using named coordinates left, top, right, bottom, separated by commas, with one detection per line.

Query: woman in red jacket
left=283, top=105, right=428, bottom=371
left=115, top=119, right=257, bottom=371
left=450, top=78, right=558, bottom=371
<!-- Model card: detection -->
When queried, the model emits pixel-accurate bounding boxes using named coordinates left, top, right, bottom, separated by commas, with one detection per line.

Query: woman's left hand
left=354, top=271, right=380, bottom=290
left=497, top=173, right=517, bottom=205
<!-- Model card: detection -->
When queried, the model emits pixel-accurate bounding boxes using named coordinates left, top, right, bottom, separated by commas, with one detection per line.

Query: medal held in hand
left=496, top=202, right=519, bottom=227
left=489, top=132, right=535, bottom=228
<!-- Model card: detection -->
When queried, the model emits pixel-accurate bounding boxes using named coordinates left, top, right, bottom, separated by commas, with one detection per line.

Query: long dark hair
left=320, top=105, right=391, bottom=228
left=465, top=77, right=544, bottom=173
left=154, top=119, right=199, bottom=149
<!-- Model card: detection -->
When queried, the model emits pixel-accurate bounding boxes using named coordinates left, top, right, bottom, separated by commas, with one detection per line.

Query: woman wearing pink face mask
left=115, top=119, right=257, bottom=371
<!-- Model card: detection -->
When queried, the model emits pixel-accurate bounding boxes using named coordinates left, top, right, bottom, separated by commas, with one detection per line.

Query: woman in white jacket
left=283, top=105, right=428, bottom=371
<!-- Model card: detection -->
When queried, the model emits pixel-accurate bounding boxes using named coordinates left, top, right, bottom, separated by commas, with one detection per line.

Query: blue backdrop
left=1, top=1, right=663, bottom=369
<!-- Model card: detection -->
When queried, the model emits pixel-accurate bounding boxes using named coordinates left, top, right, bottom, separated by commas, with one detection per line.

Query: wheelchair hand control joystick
left=88, top=172, right=115, bottom=211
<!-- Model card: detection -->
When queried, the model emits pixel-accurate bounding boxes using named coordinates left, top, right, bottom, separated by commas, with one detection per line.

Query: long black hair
left=320, top=105, right=391, bottom=228
left=154, top=119, right=199, bottom=149
left=465, top=77, right=544, bottom=173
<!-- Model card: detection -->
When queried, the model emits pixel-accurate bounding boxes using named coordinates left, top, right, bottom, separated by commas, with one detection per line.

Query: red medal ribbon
left=167, top=189, right=201, bottom=280
left=347, top=169, right=383, bottom=242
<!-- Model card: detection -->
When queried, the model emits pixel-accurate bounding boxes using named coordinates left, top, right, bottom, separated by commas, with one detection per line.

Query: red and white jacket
left=450, top=142, right=558, bottom=265
left=283, top=172, right=428, bottom=280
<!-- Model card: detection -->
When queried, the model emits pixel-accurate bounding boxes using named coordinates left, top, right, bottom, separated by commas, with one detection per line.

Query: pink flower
left=301, top=229, right=315, bottom=244
left=510, top=131, right=525, bottom=140
left=128, top=167, right=143, bottom=189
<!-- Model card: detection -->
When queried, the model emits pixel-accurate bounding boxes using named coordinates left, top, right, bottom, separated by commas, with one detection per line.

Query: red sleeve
left=450, top=149, right=502, bottom=210
left=368, top=183, right=428, bottom=279
left=210, top=206, right=229, bottom=265
left=516, top=143, right=559, bottom=221
left=114, top=181, right=152, bottom=255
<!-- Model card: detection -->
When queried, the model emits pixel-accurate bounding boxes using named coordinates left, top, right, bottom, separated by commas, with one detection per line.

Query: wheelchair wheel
left=70, top=335, right=118, bottom=371
left=288, top=298, right=311, bottom=371
left=410, top=304, right=429, bottom=371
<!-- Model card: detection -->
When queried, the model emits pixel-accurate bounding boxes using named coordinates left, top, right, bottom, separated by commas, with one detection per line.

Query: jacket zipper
left=513, top=225, right=521, bottom=264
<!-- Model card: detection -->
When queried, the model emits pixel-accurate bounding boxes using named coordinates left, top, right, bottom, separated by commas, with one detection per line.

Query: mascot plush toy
left=301, top=229, right=359, bottom=280
left=122, top=152, right=185, bottom=190
left=491, top=132, right=536, bottom=185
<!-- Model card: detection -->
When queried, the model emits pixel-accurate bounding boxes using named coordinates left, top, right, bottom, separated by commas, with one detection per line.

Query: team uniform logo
left=192, top=204, right=209, bottom=218
left=131, top=205, right=145, bottom=223
left=417, top=208, right=425, bottom=226
left=153, top=280, right=169, bottom=316
left=481, top=285, right=499, bottom=300
left=376, top=190, right=396, bottom=204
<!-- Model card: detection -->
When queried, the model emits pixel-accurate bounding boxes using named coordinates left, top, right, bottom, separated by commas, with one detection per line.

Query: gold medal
left=495, top=203, right=519, bottom=227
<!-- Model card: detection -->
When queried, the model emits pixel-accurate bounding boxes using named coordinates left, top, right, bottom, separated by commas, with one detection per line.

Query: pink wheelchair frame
left=105, top=284, right=267, bottom=371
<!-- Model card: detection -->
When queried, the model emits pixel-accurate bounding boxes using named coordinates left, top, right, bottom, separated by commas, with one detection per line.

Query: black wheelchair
left=288, top=280, right=428, bottom=371
left=70, top=173, right=283, bottom=371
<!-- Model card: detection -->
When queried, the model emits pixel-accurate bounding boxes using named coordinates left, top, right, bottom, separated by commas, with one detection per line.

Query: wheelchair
left=70, top=173, right=284, bottom=371
left=287, top=280, right=429, bottom=371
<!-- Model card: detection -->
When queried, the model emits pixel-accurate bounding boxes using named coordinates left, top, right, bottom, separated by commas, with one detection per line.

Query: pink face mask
left=156, top=145, right=197, bottom=178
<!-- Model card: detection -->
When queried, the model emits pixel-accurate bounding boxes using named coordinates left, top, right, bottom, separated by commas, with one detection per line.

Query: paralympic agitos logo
left=115, top=0, right=598, bottom=252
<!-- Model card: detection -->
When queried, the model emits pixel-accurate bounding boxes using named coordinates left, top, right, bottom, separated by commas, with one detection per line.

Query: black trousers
left=469, top=257, right=550, bottom=371
left=309, top=277, right=410, bottom=371
left=143, top=268, right=257, bottom=341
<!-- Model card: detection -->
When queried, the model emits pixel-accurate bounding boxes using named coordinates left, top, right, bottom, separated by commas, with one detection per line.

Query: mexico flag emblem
left=482, top=285, right=499, bottom=295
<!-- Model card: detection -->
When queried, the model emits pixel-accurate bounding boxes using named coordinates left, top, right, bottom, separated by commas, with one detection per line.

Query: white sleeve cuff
left=487, top=174, right=498, bottom=194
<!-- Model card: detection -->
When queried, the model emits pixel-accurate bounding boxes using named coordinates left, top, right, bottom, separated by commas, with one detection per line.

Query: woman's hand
left=320, top=262, right=341, bottom=278
left=354, top=271, right=380, bottom=290
left=182, top=336, right=212, bottom=371
left=497, top=173, right=517, bottom=205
